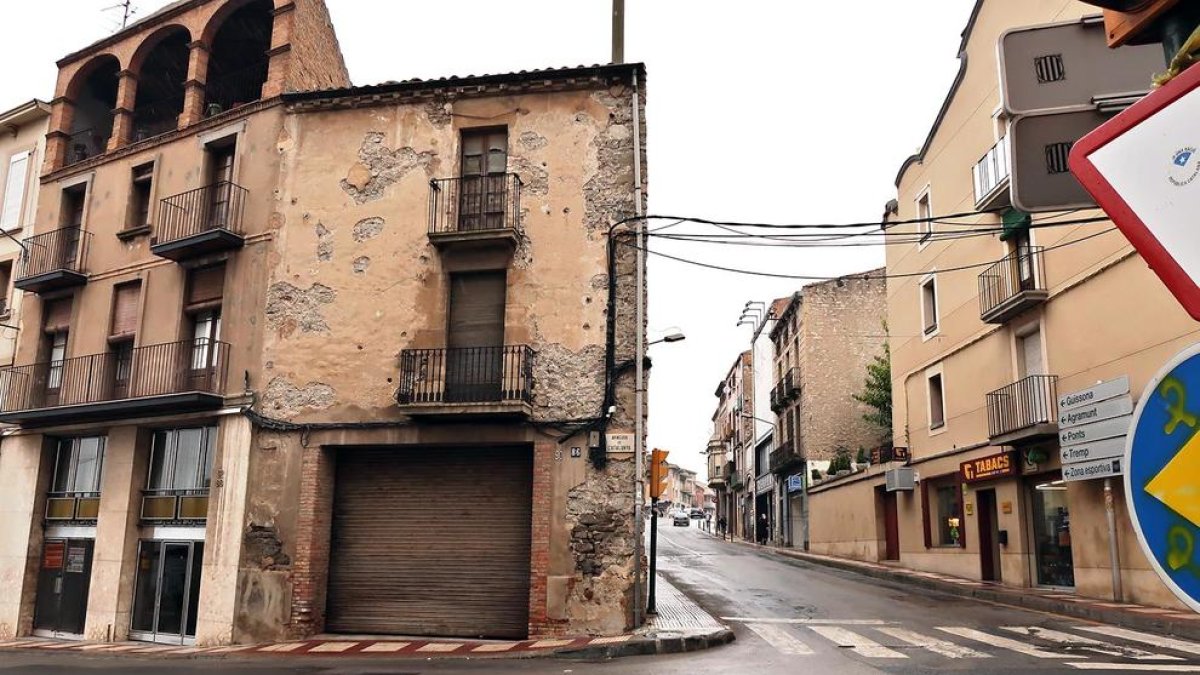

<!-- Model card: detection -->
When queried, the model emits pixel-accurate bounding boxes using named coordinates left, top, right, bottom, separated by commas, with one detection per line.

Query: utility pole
left=612, top=0, right=625, bottom=63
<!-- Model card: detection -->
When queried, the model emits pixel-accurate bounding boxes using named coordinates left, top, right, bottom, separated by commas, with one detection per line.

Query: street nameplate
left=787, top=474, right=804, bottom=493
left=1060, top=394, right=1134, bottom=428
left=1058, top=376, right=1131, bottom=411
left=606, top=433, right=634, bottom=453
left=1061, top=436, right=1127, bottom=465
left=1063, top=456, right=1124, bottom=482
left=1060, top=414, right=1133, bottom=447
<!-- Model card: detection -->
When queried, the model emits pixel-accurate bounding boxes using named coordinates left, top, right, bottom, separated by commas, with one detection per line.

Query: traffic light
left=1077, top=0, right=1182, bottom=47
left=649, top=449, right=669, bottom=500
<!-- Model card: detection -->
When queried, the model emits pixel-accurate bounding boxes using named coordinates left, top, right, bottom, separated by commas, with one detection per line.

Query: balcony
left=428, top=174, right=522, bottom=255
left=972, top=137, right=1011, bottom=210
left=64, top=128, right=108, bottom=167
left=152, top=182, right=247, bottom=261
left=769, top=439, right=804, bottom=473
left=0, top=338, right=229, bottom=426
left=45, top=491, right=100, bottom=522
left=782, top=368, right=800, bottom=401
left=769, top=385, right=784, bottom=412
left=396, top=345, right=533, bottom=417
left=14, top=228, right=91, bottom=293
left=979, top=246, right=1048, bottom=324
left=141, top=488, right=209, bottom=524
left=987, top=374, right=1059, bottom=446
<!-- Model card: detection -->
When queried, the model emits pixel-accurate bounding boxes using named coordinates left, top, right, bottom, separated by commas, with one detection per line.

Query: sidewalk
left=0, top=575, right=731, bottom=661
left=726, top=535, right=1200, bottom=641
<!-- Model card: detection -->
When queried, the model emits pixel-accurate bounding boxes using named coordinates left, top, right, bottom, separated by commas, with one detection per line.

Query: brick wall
left=288, top=445, right=334, bottom=638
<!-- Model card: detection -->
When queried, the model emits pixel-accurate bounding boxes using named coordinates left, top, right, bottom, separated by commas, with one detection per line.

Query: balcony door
left=459, top=129, right=508, bottom=232
left=1017, top=327, right=1050, bottom=427
left=204, top=140, right=236, bottom=231
left=446, top=271, right=505, bottom=403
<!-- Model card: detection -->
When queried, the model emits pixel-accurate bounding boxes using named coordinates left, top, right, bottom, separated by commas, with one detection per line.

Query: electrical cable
left=612, top=206, right=1086, bottom=232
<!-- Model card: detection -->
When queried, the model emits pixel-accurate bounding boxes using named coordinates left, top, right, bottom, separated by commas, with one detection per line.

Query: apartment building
left=0, top=0, right=647, bottom=647
left=807, top=0, right=1198, bottom=609
left=769, top=276, right=887, bottom=548
left=0, top=100, right=50, bottom=366
left=707, top=351, right=753, bottom=539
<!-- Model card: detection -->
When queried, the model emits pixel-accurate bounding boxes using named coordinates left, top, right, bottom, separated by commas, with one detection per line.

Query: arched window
left=204, top=0, right=273, bottom=115
left=132, top=27, right=191, bottom=141
left=65, top=55, right=120, bottom=164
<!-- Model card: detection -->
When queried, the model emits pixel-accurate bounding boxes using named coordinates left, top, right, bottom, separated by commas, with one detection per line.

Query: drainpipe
left=1104, top=478, right=1124, bottom=602
left=630, top=67, right=646, bottom=628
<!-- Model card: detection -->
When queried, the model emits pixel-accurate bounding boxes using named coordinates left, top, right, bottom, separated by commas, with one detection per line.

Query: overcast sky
left=0, top=0, right=976, bottom=478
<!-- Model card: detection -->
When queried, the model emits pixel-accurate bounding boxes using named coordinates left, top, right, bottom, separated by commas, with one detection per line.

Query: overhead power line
left=622, top=205, right=1092, bottom=231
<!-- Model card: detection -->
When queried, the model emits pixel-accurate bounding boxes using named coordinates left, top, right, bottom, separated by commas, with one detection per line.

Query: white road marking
left=723, top=618, right=890, bottom=625
left=658, top=533, right=708, bottom=557
left=876, top=626, right=991, bottom=658
left=745, top=623, right=814, bottom=655
left=937, top=626, right=1072, bottom=659
left=1003, top=626, right=1182, bottom=661
left=1074, top=625, right=1200, bottom=658
left=1067, top=663, right=1200, bottom=672
left=809, top=625, right=907, bottom=659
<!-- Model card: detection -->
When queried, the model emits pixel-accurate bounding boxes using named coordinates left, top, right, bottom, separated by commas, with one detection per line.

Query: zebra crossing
left=725, top=618, right=1200, bottom=669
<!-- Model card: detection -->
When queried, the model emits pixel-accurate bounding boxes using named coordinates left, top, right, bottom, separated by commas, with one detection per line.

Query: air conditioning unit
left=886, top=467, right=916, bottom=492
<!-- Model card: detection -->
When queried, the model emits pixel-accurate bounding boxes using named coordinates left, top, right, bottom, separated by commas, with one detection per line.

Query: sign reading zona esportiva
left=961, top=451, right=1017, bottom=484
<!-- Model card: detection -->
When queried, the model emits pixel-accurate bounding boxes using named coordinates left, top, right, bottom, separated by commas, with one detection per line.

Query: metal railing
left=429, top=173, right=523, bottom=235
left=978, top=246, right=1046, bottom=319
left=157, top=181, right=248, bottom=246
left=397, top=345, right=534, bottom=406
left=17, top=227, right=90, bottom=281
left=45, top=491, right=100, bottom=521
left=769, top=439, right=799, bottom=473
left=782, top=368, right=800, bottom=400
left=204, top=61, right=269, bottom=114
left=0, top=338, right=229, bottom=413
left=65, top=128, right=110, bottom=166
left=769, top=385, right=784, bottom=412
left=972, top=137, right=1010, bottom=206
left=141, top=488, right=210, bottom=522
left=986, top=374, right=1058, bottom=439
left=133, top=101, right=182, bottom=141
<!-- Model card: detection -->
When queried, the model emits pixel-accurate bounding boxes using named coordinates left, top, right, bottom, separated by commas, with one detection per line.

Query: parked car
left=689, top=508, right=704, bottom=519
left=672, top=512, right=690, bottom=527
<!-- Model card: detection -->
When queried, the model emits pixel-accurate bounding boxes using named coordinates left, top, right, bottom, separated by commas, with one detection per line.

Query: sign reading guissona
left=961, top=451, right=1018, bottom=484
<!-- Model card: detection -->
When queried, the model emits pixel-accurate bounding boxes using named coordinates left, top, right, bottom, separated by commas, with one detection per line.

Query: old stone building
left=768, top=274, right=887, bottom=548
left=707, top=351, right=752, bottom=539
left=0, top=0, right=647, bottom=647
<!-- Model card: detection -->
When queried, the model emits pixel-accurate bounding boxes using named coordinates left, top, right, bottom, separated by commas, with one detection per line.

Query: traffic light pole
left=647, top=497, right=659, bottom=615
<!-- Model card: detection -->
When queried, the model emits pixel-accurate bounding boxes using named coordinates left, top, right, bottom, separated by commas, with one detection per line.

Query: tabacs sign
left=961, top=451, right=1017, bottom=484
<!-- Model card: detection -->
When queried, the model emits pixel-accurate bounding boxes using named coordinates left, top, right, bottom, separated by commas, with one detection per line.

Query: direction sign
left=1064, top=456, right=1124, bottom=482
left=1060, top=394, right=1134, bottom=428
left=1125, top=342, right=1200, bottom=612
left=1059, top=376, right=1131, bottom=411
left=1060, top=415, right=1133, bottom=447
left=1061, top=436, right=1127, bottom=465
left=1069, top=62, right=1200, bottom=322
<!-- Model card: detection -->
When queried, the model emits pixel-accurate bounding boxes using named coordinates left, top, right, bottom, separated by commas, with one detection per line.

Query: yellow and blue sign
left=1128, top=343, right=1200, bottom=612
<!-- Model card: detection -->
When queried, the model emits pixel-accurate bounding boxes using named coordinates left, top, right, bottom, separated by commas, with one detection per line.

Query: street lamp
left=648, top=328, right=685, bottom=346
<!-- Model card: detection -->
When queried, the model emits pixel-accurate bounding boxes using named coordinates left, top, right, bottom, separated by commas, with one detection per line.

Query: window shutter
left=110, top=282, right=141, bottom=338
left=42, top=298, right=72, bottom=332
left=187, top=264, right=225, bottom=310
left=921, top=476, right=932, bottom=549
left=448, top=271, right=506, bottom=349
left=1, top=152, right=30, bottom=228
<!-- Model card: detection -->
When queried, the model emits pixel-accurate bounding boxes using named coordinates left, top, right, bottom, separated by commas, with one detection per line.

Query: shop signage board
left=756, top=473, right=775, bottom=495
left=1060, top=415, right=1134, bottom=447
left=1059, top=376, right=1131, bottom=412
left=1125, top=342, right=1200, bottom=612
left=1064, top=456, right=1124, bottom=482
left=1059, top=394, right=1134, bottom=427
left=1069, top=62, right=1200, bottom=322
left=787, top=474, right=804, bottom=493
left=961, top=451, right=1017, bottom=484
left=1061, top=436, right=1127, bottom=465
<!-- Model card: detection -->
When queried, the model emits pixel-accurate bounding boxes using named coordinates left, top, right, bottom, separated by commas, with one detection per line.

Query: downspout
left=631, top=66, right=646, bottom=627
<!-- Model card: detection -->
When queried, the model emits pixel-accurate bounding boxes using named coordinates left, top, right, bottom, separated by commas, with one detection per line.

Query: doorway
left=129, top=540, right=204, bottom=644
left=978, top=489, right=1001, bottom=582
left=33, top=539, right=94, bottom=637
left=881, top=490, right=900, bottom=561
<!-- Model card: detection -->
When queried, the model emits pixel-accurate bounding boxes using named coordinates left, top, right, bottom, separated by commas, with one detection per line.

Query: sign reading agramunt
left=961, top=451, right=1017, bottom=484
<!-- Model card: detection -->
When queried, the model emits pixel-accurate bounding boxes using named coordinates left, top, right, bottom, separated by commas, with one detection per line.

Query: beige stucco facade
left=808, top=0, right=1198, bottom=610
left=0, top=0, right=646, bottom=647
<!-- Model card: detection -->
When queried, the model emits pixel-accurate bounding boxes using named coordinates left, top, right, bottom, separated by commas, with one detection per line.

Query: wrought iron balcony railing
left=986, top=374, right=1058, bottom=440
left=429, top=173, right=523, bottom=235
left=157, top=181, right=248, bottom=246
left=45, top=491, right=100, bottom=521
left=16, top=227, right=90, bottom=283
left=782, top=368, right=800, bottom=400
left=979, top=246, right=1048, bottom=323
left=0, top=338, right=229, bottom=414
left=141, top=488, right=210, bottom=522
left=397, top=345, right=534, bottom=407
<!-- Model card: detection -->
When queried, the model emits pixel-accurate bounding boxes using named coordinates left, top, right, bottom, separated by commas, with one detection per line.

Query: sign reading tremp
left=1126, top=343, right=1200, bottom=612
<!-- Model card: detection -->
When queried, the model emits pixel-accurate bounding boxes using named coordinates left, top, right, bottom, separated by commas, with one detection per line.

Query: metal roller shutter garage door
left=326, top=446, right=533, bottom=639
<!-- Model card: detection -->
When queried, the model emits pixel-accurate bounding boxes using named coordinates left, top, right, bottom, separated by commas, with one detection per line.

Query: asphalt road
left=4, top=521, right=1200, bottom=674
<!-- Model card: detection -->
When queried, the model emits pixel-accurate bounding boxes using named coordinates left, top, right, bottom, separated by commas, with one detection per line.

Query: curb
left=555, top=628, right=735, bottom=660
left=744, top=541, right=1200, bottom=642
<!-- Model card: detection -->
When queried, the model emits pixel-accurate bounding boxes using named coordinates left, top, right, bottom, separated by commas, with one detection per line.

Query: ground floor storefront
left=806, top=443, right=1183, bottom=610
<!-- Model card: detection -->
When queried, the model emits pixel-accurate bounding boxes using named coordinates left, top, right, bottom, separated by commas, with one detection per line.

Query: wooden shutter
left=42, top=298, right=72, bottom=332
left=448, top=272, right=506, bottom=349
left=1, top=152, right=30, bottom=228
left=110, top=282, right=141, bottom=338
left=186, top=264, right=225, bottom=310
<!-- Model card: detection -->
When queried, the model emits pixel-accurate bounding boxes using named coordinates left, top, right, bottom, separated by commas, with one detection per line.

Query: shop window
left=929, top=475, right=962, bottom=547
left=46, top=436, right=106, bottom=521
left=1030, top=477, right=1074, bottom=587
